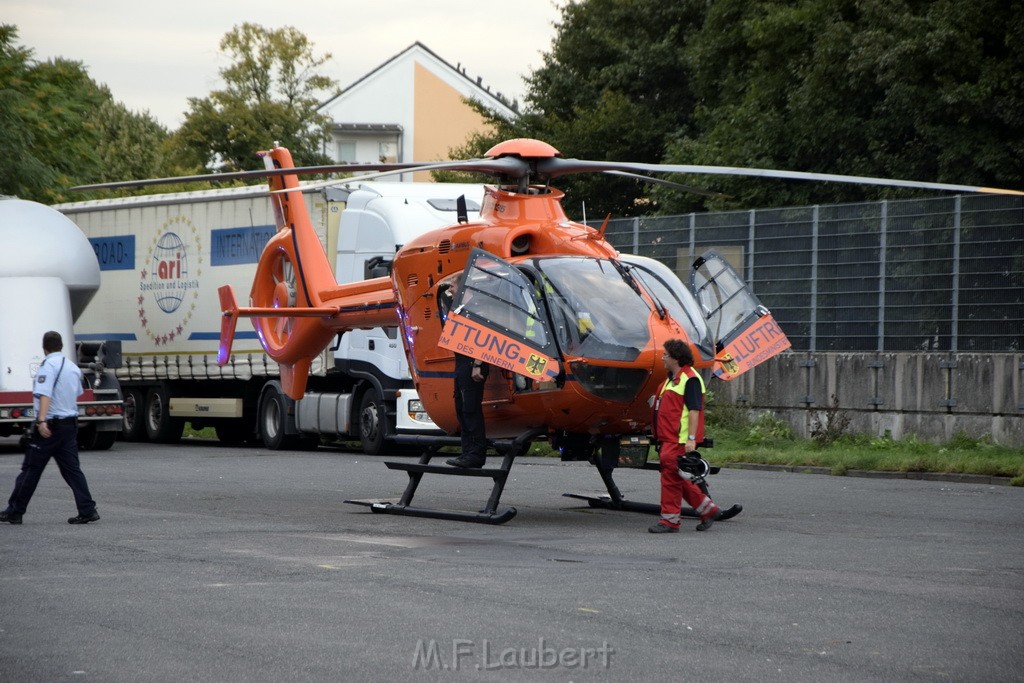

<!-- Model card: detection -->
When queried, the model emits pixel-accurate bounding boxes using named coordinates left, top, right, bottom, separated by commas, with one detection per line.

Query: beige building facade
left=319, top=43, right=519, bottom=181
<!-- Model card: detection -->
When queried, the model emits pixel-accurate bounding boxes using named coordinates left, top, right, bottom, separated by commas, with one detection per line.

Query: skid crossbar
left=345, top=429, right=543, bottom=525
left=563, top=461, right=743, bottom=521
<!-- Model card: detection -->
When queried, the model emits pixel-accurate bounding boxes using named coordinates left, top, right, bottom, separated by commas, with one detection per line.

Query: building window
left=337, top=141, right=357, bottom=163
left=378, top=142, right=397, bottom=163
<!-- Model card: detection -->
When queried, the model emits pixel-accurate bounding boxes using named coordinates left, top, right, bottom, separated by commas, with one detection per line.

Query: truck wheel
left=258, top=383, right=317, bottom=451
left=121, top=388, right=147, bottom=442
left=145, top=387, right=184, bottom=443
left=258, top=384, right=288, bottom=450
left=358, top=389, right=387, bottom=455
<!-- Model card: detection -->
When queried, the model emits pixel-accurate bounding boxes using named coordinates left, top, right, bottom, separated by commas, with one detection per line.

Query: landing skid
left=563, top=463, right=744, bottom=521
left=345, top=429, right=542, bottom=525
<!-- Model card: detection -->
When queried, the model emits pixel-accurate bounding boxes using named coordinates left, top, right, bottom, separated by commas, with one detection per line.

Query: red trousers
left=658, top=443, right=718, bottom=528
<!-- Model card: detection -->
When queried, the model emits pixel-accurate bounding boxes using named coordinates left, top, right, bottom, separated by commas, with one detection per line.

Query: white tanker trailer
left=0, top=198, right=123, bottom=449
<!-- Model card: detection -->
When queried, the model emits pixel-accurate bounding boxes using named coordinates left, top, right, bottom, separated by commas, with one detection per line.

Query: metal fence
left=599, top=194, right=1024, bottom=353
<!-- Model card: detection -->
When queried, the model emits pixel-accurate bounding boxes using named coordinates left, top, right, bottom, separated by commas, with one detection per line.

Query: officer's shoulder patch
left=37, top=374, right=47, bottom=383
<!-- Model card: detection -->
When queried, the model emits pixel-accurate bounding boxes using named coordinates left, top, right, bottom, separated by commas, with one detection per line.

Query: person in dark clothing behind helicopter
left=440, top=280, right=490, bottom=469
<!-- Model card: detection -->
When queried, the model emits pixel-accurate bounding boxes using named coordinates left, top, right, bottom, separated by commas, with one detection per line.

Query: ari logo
left=138, top=216, right=203, bottom=346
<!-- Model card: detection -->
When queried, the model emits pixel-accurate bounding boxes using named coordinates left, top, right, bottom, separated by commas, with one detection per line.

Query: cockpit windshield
left=525, top=256, right=652, bottom=362
left=618, top=254, right=715, bottom=360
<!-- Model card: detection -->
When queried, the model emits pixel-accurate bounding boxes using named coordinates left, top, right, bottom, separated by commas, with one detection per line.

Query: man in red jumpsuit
left=649, top=339, right=720, bottom=533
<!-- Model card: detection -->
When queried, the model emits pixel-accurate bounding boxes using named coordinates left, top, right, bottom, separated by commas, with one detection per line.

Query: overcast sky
left=6, top=0, right=565, bottom=129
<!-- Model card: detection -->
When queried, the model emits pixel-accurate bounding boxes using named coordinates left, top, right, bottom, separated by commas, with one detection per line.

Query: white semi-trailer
left=56, top=182, right=484, bottom=452
left=0, top=198, right=123, bottom=449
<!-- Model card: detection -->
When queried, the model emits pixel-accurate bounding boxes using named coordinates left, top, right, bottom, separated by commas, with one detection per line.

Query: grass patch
left=180, top=417, right=1023, bottom=484
left=708, top=427, right=1024, bottom=483
left=183, top=424, right=216, bottom=440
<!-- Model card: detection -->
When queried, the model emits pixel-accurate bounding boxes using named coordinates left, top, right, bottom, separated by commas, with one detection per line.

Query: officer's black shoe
left=446, top=456, right=486, bottom=469
left=0, top=510, right=23, bottom=524
left=695, top=515, right=714, bottom=532
left=648, top=522, right=679, bottom=534
left=68, top=511, right=100, bottom=525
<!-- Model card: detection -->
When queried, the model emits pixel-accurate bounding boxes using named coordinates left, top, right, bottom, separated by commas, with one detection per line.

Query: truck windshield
left=526, top=257, right=651, bottom=362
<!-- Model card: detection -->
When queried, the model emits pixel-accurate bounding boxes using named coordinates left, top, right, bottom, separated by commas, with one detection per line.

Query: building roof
left=319, top=41, right=519, bottom=118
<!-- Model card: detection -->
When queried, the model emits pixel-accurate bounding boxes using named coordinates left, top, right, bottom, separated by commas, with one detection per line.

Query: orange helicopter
left=78, top=138, right=1021, bottom=524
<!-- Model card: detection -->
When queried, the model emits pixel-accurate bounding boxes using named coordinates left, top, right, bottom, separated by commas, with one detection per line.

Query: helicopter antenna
left=582, top=201, right=587, bottom=225
left=456, top=195, right=469, bottom=224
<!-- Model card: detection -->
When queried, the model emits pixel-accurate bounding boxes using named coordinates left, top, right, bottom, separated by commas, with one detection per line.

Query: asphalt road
left=0, top=437, right=1021, bottom=682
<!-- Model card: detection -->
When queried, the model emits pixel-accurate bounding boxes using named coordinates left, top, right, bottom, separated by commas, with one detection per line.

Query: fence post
left=951, top=196, right=962, bottom=353
left=810, top=205, right=819, bottom=353
left=747, top=209, right=756, bottom=285
left=878, top=200, right=888, bottom=353
left=632, top=217, right=640, bottom=255
left=688, top=213, right=696, bottom=262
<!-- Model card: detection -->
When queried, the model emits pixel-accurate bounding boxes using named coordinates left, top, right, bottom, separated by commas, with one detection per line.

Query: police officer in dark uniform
left=446, top=348, right=489, bottom=468
left=438, top=280, right=489, bottom=469
left=0, top=331, right=100, bottom=525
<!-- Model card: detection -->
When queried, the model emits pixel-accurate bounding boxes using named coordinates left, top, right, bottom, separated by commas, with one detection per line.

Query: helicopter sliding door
left=690, top=250, right=791, bottom=379
left=438, top=249, right=561, bottom=382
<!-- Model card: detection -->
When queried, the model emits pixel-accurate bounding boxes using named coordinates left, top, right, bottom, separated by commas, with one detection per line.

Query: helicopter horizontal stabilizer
left=217, top=285, right=240, bottom=365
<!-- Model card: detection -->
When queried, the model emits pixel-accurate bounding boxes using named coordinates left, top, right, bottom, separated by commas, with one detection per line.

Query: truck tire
left=258, top=383, right=318, bottom=451
left=145, top=386, right=184, bottom=443
left=258, top=383, right=288, bottom=450
left=121, top=387, right=147, bottom=442
left=358, top=388, right=387, bottom=455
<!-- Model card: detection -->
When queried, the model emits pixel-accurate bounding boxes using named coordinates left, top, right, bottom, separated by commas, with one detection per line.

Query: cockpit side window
left=529, top=257, right=651, bottom=362
left=619, top=255, right=714, bottom=360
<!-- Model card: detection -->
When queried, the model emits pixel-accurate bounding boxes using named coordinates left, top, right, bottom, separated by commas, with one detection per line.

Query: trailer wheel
left=358, top=389, right=387, bottom=455
left=145, top=386, right=184, bottom=443
left=121, top=387, right=147, bottom=442
left=258, top=384, right=288, bottom=450
left=258, top=383, right=318, bottom=451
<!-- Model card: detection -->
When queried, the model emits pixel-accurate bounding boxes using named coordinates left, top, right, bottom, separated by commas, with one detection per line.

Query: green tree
left=170, top=23, right=339, bottom=173
left=92, top=100, right=173, bottom=186
left=453, top=0, right=1023, bottom=215
left=443, top=0, right=707, bottom=217
left=0, top=24, right=106, bottom=202
left=659, top=0, right=1024, bottom=211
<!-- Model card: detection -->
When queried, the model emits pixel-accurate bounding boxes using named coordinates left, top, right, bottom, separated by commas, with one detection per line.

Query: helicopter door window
left=690, top=250, right=765, bottom=346
left=527, top=256, right=651, bottom=362
left=440, top=249, right=561, bottom=381
left=455, top=251, right=553, bottom=349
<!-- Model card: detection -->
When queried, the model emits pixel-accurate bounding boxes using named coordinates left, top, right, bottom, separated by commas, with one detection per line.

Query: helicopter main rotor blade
left=602, top=170, right=728, bottom=198
left=270, top=157, right=535, bottom=194
left=539, top=158, right=1024, bottom=195
left=70, top=163, right=432, bottom=191
left=71, top=157, right=534, bottom=192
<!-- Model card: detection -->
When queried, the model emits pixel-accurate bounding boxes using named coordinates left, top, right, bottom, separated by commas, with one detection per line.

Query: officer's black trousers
left=453, top=357, right=487, bottom=462
left=7, top=421, right=97, bottom=515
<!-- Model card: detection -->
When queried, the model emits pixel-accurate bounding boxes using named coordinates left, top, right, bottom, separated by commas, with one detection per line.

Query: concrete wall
left=712, top=352, right=1024, bottom=447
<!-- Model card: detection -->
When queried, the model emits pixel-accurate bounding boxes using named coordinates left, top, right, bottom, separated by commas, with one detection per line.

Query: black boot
left=446, top=455, right=486, bottom=468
